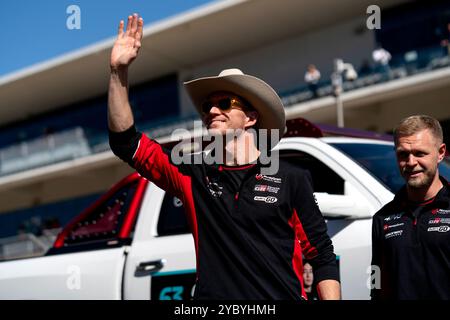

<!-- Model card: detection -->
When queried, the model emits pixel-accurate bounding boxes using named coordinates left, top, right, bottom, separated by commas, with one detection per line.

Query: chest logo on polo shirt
left=255, top=174, right=282, bottom=184
left=385, top=230, right=403, bottom=239
left=383, top=213, right=403, bottom=222
left=427, top=225, right=450, bottom=233
left=206, top=181, right=223, bottom=198
left=429, top=217, right=450, bottom=224
left=383, top=222, right=404, bottom=231
left=432, top=209, right=450, bottom=215
left=254, top=184, right=280, bottom=194
left=254, top=196, right=278, bottom=203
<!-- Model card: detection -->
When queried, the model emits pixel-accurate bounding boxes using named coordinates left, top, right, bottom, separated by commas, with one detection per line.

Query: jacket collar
left=393, top=176, right=450, bottom=209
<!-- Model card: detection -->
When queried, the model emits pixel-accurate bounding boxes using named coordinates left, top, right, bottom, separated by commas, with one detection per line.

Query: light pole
left=331, top=59, right=357, bottom=128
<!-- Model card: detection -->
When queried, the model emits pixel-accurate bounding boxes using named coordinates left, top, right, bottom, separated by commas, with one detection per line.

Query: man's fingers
left=125, top=15, right=132, bottom=34
left=137, top=18, right=144, bottom=40
left=135, top=18, right=144, bottom=41
left=117, top=20, right=124, bottom=37
left=131, top=13, right=138, bottom=34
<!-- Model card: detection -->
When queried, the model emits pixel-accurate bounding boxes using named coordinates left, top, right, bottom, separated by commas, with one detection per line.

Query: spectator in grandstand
left=344, top=66, right=358, bottom=82
left=372, top=45, right=392, bottom=81
left=358, top=59, right=373, bottom=77
left=304, top=64, right=321, bottom=98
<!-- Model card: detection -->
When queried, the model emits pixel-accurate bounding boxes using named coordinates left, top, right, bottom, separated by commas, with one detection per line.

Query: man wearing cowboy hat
left=108, top=14, right=340, bottom=300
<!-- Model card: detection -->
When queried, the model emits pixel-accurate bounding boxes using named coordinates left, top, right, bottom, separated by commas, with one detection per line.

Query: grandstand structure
left=1, top=0, right=450, bottom=243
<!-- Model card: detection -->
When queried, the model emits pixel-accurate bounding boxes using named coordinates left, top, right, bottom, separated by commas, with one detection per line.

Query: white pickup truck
left=1, top=119, right=449, bottom=300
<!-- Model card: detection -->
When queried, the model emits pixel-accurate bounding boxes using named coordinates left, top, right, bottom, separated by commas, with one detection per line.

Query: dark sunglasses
left=201, top=97, right=247, bottom=114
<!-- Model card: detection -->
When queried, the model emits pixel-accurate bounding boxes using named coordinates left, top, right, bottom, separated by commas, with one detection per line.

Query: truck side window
left=157, top=194, right=190, bottom=236
left=281, top=150, right=344, bottom=195
left=59, top=181, right=138, bottom=247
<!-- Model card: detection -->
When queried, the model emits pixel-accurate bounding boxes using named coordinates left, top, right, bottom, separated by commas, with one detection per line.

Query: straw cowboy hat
left=184, top=68, right=286, bottom=143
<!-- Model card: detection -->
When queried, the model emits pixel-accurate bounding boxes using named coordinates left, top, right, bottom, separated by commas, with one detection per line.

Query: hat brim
left=184, top=73, right=286, bottom=144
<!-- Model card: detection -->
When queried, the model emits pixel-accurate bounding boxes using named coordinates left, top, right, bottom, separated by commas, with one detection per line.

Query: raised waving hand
left=110, top=14, right=144, bottom=69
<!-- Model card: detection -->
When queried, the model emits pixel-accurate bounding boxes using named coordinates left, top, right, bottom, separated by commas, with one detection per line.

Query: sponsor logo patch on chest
left=432, top=209, right=450, bottom=215
left=206, top=181, right=223, bottom=198
left=427, top=225, right=450, bottom=233
left=383, top=222, right=404, bottom=231
left=254, top=184, right=280, bottom=194
left=254, top=196, right=278, bottom=203
left=255, top=174, right=282, bottom=184
left=428, top=217, right=450, bottom=224
left=383, top=213, right=404, bottom=222
left=385, top=230, right=403, bottom=239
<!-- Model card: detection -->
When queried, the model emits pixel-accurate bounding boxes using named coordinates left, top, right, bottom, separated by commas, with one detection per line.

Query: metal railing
left=0, top=228, right=61, bottom=261
left=89, top=113, right=201, bottom=154
left=0, top=127, right=91, bottom=176
left=280, top=46, right=450, bottom=106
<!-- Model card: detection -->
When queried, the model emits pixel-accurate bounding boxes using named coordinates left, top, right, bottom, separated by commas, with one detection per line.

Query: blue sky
left=0, top=0, right=214, bottom=76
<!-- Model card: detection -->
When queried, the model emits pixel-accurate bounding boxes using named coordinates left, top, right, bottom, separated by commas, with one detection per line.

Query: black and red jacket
left=371, top=177, right=450, bottom=300
left=110, top=126, right=339, bottom=300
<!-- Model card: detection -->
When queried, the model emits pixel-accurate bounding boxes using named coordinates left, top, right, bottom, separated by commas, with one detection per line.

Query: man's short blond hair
left=393, top=115, right=443, bottom=146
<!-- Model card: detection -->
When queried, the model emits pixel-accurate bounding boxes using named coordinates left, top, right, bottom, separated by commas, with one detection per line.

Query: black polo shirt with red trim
left=371, top=177, right=450, bottom=300
left=110, top=126, right=339, bottom=300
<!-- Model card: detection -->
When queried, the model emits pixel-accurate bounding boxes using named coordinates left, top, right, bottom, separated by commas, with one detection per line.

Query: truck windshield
left=330, top=142, right=450, bottom=194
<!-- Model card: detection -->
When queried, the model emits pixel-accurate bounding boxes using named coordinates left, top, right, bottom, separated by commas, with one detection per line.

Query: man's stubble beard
left=404, top=165, right=436, bottom=189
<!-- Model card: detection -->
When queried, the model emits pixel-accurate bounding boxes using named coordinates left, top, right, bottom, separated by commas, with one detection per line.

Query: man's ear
left=245, top=110, right=259, bottom=129
left=438, top=143, right=447, bottom=162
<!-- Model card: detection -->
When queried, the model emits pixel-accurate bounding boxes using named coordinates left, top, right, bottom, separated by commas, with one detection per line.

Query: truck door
left=123, top=183, right=196, bottom=300
left=278, top=141, right=379, bottom=299
left=0, top=173, right=147, bottom=299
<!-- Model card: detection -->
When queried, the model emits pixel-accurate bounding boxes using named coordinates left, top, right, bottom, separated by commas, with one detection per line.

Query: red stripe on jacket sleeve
left=132, top=134, right=199, bottom=263
left=291, top=209, right=319, bottom=260
left=288, top=210, right=308, bottom=299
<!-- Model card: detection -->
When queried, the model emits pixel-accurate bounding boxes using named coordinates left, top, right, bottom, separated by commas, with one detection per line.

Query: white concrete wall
left=178, top=15, right=376, bottom=116
left=299, top=84, right=450, bottom=132
left=0, top=161, right=134, bottom=214
left=364, top=86, right=450, bottom=132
